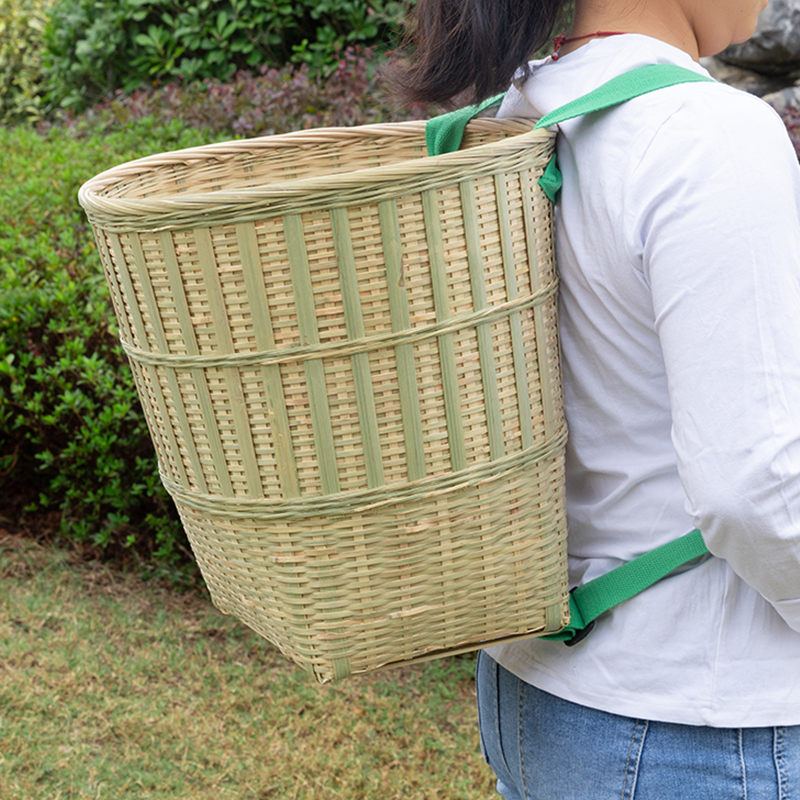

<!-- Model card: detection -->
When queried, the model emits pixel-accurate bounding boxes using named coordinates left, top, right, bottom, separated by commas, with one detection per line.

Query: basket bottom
left=177, top=457, right=569, bottom=682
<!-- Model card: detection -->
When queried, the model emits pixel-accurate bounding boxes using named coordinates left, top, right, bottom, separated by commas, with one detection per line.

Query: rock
left=761, top=84, right=800, bottom=113
left=700, top=56, right=796, bottom=96
left=717, top=0, right=800, bottom=75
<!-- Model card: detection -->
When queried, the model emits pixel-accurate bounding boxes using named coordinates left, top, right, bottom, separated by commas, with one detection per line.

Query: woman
left=392, top=0, right=800, bottom=797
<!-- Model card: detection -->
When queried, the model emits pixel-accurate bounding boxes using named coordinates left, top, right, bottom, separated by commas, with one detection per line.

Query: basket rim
left=80, top=117, right=542, bottom=192
left=78, top=117, right=553, bottom=229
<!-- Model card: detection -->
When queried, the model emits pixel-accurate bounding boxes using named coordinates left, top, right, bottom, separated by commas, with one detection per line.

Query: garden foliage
left=0, top=0, right=56, bottom=123
left=43, top=0, right=411, bottom=111
left=0, top=122, right=218, bottom=574
left=48, top=47, right=422, bottom=139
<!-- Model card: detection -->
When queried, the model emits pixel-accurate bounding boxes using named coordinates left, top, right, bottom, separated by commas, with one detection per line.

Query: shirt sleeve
left=627, top=88, right=800, bottom=632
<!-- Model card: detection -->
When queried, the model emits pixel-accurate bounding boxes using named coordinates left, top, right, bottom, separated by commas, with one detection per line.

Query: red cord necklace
left=551, top=31, right=629, bottom=60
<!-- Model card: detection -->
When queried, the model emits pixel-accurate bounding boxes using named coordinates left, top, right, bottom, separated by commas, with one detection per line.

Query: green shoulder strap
left=532, top=63, right=714, bottom=129
left=426, top=64, right=714, bottom=201
left=541, top=529, right=709, bottom=645
left=425, top=91, right=507, bottom=158
left=426, top=63, right=715, bottom=645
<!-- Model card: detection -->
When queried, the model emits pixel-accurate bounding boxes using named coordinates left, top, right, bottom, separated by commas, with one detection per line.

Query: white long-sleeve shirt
left=487, top=34, right=800, bottom=726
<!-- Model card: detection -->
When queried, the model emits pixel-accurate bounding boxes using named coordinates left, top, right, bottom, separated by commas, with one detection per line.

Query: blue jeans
left=476, top=651, right=800, bottom=800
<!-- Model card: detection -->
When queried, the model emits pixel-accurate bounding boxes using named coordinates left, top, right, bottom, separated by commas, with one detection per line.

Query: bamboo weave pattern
left=79, top=118, right=569, bottom=682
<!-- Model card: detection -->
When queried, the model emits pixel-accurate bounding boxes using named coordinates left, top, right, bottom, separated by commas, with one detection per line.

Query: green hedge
left=0, top=121, right=221, bottom=577
left=43, top=0, right=411, bottom=111
left=57, top=47, right=409, bottom=137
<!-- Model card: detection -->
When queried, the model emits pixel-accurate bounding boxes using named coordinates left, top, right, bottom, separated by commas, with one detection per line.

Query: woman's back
left=486, top=34, right=800, bottom=726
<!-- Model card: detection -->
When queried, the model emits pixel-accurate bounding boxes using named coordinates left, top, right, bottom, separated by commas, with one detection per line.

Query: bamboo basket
left=78, top=118, right=569, bottom=682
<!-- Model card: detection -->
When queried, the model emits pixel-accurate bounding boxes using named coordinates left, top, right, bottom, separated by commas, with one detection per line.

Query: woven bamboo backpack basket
left=78, top=117, right=569, bottom=682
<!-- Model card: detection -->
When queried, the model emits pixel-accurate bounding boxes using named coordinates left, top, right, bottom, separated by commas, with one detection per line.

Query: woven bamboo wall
left=80, top=119, right=569, bottom=681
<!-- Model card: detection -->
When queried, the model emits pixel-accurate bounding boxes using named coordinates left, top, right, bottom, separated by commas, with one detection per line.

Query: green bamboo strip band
left=119, top=288, right=554, bottom=370
left=159, top=231, right=198, bottom=355
left=128, top=232, right=192, bottom=488
left=131, top=258, right=206, bottom=490
left=521, top=170, right=557, bottom=439
left=107, top=232, right=176, bottom=480
left=107, top=234, right=150, bottom=355
left=95, top=227, right=134, bottom=345
left=160, top=232, right=230, bottom=495
left=161, top=426, right=566, bottom=520
left=100, top=231, right=180, bottom=484
left=422, top=189, right=467, bottom=473
left=83, top=135, right=553, bottom=234
left=302, top=209, right=359, bottom=679
left=128, top=234, right=167, bottom=351
left=195, top=228, right=264, bottom=498
left=191, top=366, right=234, bottom=496
left=545, top=602, right=564, bottom=633
left=331, top=208, right=385, bottom=489
left=460, top=179, right=504, bottom=461
left=495, top=173, right=535, bottom=450
left=331, top=658, right=351, bottom=681
left=330, top=209, right=382, bottom=681
left=236, top=223, right=300, bottom=498
left=379, top=199, right=426, bottom=481
left=158, top=231, right=213, bottom=494
left=283, top=213, right=340, bottom=495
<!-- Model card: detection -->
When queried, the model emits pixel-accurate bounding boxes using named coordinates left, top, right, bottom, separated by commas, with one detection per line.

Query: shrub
left=0, top=121, right=221, bottom=577
left=42, top=0, right=413, bottom=112
left=44, top=46, right=433, bottom=140
left=0, top=0, right=56, bottom=123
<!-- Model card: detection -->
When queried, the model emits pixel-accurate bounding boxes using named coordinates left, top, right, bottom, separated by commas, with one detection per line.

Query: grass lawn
left=0, top=533, right=496, bottom=800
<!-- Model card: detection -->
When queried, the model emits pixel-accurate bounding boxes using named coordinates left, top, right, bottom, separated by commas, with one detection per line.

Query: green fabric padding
left=533, top=64, right=713, bottom=130
left=532, top=65, right=712, bottom=202
left=425, top=64, right=713, bottom=162
left=425, top=92, right=506, bottom=156
left=538, top=155, right=563, bottom=203
left=540, top=529, right=710, bottom=643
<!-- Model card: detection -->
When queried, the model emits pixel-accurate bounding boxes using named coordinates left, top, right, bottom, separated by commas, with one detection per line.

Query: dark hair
left=387, top=0, right=569, bottom=105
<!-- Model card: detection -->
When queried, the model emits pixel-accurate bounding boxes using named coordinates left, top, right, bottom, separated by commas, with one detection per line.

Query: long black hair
left=388, top=0, right=570, bottom=105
